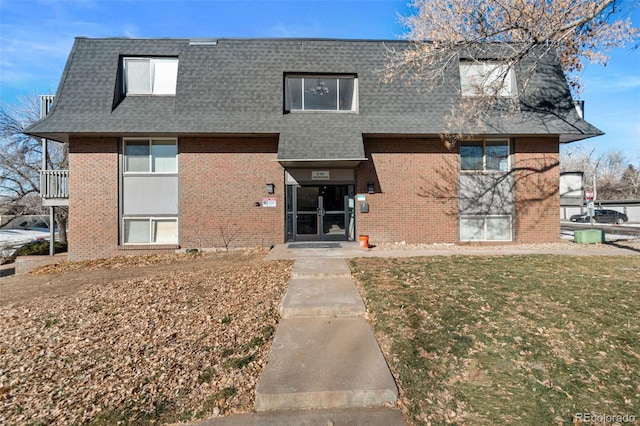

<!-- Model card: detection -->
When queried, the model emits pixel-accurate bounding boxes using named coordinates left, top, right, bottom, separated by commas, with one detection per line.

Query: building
left=25, top=38, right=601, bottom=261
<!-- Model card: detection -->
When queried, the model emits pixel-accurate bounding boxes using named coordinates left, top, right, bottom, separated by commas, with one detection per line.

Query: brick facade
left=68, top=137, right=120, bottom=261
left=179, top=137, right=283, bottom=250
left=356, top=138, right=459, bottom=244
left=66, top=135, right=561, bottom=261
left=513, top=137, right=561, bottom=243
left=354, top=136, right=560, bottom=246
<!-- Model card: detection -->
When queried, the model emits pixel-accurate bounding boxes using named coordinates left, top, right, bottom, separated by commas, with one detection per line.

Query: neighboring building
left=25, top=38, right=601, bottom=261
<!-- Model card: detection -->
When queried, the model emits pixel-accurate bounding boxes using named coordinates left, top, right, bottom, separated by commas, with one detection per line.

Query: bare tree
left=620, top=164, right=640, bottom=198
left=560, top=146, right=635, bottom=200
left=0, top=95, right=68, bottom=241
left=382, top=0, right=638, bottom=144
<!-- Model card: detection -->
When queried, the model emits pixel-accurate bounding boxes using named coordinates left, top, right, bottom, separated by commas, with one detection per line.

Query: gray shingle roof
left=25, top=38, right=602, bottom=160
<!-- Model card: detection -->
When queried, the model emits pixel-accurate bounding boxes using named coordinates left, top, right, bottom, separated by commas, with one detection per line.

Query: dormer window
left=459, top=61, right=516, bottom=97
left=285, top=75, right=357, bottom=112
left=123, top=57, right=178, bottom=95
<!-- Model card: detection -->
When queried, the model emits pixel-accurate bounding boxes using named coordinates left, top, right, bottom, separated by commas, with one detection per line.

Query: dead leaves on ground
left=0, top=255, right=292, bottom=425
left=30, top=248, right=270, bottom=275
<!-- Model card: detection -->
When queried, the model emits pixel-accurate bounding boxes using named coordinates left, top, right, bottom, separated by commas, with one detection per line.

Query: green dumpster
left=574, top=229, right=605, bottom=244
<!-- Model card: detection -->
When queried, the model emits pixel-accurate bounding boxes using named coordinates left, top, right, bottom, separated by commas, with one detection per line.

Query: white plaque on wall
left=311, top=171, right=330, bottom=180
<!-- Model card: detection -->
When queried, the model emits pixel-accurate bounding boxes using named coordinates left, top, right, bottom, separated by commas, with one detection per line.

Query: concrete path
left=255, top=258, right=399, bottom=409
left=254, top=257, right=403, bottom=421
left=265, top=240, right=640, bottom=260
left=189, top=407, right=405, bottom=426
left=194, top=254, right=404, bottom=425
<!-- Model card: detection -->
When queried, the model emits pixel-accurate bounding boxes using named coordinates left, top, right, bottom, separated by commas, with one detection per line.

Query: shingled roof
left=25, top=37, right=602, bottom=161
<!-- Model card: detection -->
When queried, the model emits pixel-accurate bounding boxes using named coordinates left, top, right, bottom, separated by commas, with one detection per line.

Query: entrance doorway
left=286, top=185, right=354, bottom=241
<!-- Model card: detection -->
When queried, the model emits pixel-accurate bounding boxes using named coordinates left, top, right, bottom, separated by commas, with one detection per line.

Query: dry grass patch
left=0, top=252, right=292, bottom=425
left=350, top=255, right=640, bottom=425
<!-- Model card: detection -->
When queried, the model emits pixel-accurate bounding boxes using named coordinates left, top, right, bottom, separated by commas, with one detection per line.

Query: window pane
left=459, top=63, right=484, bottom=96
left=485, top=141, right=509, bottom=171
left=153, top=219, right=178, bottom=243
left=485, top=216, right=512, bottom=240
left=485, top=64, right=513, bottom=97
left=124, top=219, right=150, bottom=243
left=304, top=78, right=337, bottom=110
left=339, top=78, right=355, bottom=110
left=125, top=59, right=150, bottom=94
left=286, top=77, right=302, bottom=110
left=151, top=140, right=177, bottom=173
left=460, top=62, right=514, bottom=97
left=460, top=217, right=484, bottom=241
left=460, top=142, right=483, bottom=171
left=125, top=141, right=150, bottom=172
left=152, top=59, right=178, bottom=95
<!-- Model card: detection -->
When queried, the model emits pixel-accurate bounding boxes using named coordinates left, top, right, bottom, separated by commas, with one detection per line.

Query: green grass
left=349, top=255, right=640, bottom=425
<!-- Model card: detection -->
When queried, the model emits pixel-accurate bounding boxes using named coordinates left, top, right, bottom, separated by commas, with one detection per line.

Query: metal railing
left=40, top=169, right=69, bottom=199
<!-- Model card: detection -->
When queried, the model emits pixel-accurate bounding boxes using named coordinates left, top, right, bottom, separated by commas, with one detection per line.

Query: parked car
left=570, top=209, right=628, bottom=224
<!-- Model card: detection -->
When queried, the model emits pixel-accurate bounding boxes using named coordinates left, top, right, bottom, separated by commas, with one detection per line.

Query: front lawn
left=349, top=255, right=640, bottom=425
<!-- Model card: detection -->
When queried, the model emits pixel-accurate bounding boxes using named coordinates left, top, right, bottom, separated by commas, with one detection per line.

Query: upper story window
left=459, top=61, right=516, bottom=97
left=123, top=58, right=178, bottom=95
left=460, top=140, right=510, bottom=172
left=124, top=138, right=178, bottom=173
left=285, top=75, right=357, bottom=112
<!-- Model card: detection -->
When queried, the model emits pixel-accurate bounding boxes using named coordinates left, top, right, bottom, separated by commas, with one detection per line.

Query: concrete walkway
left=265, top=240, right=640, bottom=260
left=255, top=257, right=401, bottom=417
left=192, top=253, right=405, bottom=425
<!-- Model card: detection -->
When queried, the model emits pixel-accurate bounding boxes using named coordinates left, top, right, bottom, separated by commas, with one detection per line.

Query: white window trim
left=459, top=214, right=513, bottom=242
left=460, top=139, right=511, bottom=173
left=459, top=61, right=517, bottom=97
left=123, top=138, right=178, bottom=174
left=123, top=57, right=179, bottom=95
left=122, top=217, right=179, bottom=245
left=285, top=75, right=358, bottom=113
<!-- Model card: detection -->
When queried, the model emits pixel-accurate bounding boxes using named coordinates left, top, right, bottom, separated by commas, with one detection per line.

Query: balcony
left=40, top=169, right=69, bottom=206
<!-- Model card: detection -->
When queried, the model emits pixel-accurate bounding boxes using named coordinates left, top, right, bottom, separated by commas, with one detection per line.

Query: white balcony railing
left=40, top=169, right=69, bottom=199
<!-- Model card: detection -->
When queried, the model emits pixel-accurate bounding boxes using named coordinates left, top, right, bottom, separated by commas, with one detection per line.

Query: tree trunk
left=55, top=207, right=68, bottom=244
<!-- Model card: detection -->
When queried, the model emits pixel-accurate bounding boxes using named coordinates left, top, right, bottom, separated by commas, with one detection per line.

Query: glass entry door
left=287, top=185, right=353, bottom=241
left=296, top=186, right=320, bottom=236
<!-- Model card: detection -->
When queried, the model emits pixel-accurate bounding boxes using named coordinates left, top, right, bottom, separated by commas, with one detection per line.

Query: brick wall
left=356, top=138, right=459, bottom=244
left=356, top=136, right=561, bottom=245
left=68, top=137, right=120, bottom=261
left=67, top=136, right=282, bottom=261
left=179, top=137, right=283, bottom=250
left=66, top=135, right=560, bottom=260
left=513, top=137, right=561, bottom=243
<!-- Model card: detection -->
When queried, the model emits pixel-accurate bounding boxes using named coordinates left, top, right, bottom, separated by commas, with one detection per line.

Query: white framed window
left=123, top=217, right=178, bottom=244
left=460, top=139, right=510, bottom=172
left=124, top=139, right=178, bottom=173
left=460, top=215, right=512, bottom=241
left=459, top=62, right=516, bottom=97
left=285, top=75, right=357, bottom=112
left=123, top=57, right=178, bottom=95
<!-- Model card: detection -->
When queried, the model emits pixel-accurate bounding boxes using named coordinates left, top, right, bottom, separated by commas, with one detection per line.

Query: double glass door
left=286, top=185, right=354, bottom=241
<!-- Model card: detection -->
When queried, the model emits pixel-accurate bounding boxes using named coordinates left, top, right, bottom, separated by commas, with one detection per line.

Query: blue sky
left=1, top=0, right=638, bottom=161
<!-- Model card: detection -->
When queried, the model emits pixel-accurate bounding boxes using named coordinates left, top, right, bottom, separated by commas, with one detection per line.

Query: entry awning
left=276, top=129, right=366, bottom=167
left=278, top=158, right=367, bottom=168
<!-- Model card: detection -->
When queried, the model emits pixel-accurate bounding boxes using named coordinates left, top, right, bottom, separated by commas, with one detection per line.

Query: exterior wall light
left=367, top=182, right=375, bottom=194
left=266, top=183, right=275, bottom=194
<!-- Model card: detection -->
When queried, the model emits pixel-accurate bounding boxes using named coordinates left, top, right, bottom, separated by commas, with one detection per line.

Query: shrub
left=15, top=240, right=68, bottom=256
